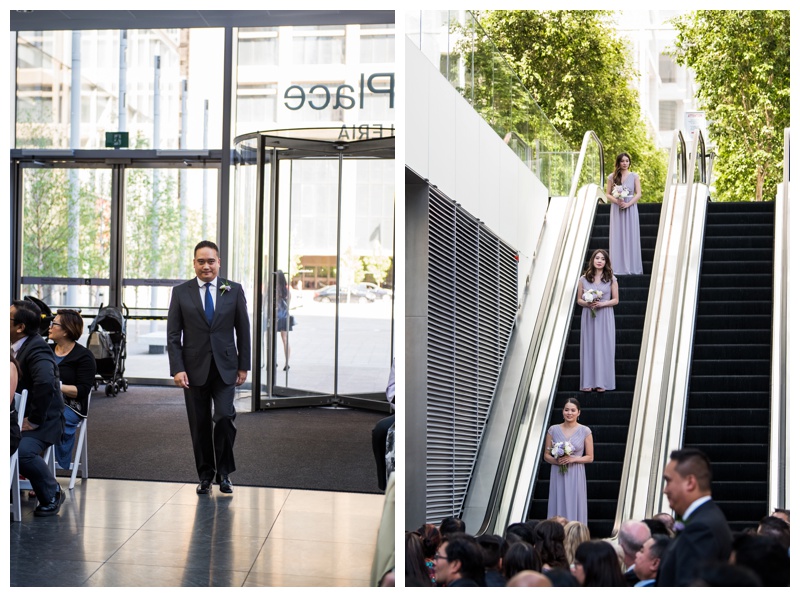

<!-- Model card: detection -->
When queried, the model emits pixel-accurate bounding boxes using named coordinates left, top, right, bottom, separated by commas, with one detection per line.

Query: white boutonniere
left=219, top=281, right=232, bottom=295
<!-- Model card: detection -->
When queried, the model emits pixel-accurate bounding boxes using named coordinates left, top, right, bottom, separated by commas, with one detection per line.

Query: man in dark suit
left=168, top=240, right=251, bottom=495
left=11, top=299, right=65, bottom=516
left=656, top=448, right=732, bottom=586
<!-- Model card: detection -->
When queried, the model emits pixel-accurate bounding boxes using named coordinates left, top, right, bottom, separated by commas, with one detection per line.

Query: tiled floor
left=10, top=478, right=387, bottom=587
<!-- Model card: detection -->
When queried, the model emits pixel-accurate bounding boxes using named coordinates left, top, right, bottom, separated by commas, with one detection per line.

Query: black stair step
left=698, top=287, right=773, bottom=301
left=684, top=426, right=768, bottom=444
left=700, top=262, right=773, bottom=276
left=690, top=360, right=770, bottom=375
left=688, top=375, right=770, bottom=392
left=696, top=301, right=772, bottom=316
left=694, top=314, right=772, bottom=330
left=702, top=248, right=774, bottom=261
left=692, top=344, right=771, bottom=360
left=687, top=392, right=769, bottom=408
left=685, top=408, right=770, bottom=426
left=699, top=272, right=772, bottom=286
left=703, top=235, right=774, bottom=249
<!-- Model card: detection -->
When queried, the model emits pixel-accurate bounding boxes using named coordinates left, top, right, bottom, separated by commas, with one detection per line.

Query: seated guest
left=564, top=520, right=590, bottom=566
left=507, top=571, right=552, bottom=587
left=11, top=353, right=21, bottom=455
left=534, top=519, right=569, bottom=569
left=642, top=517, right=671, bottom=537
left=405, top=532, right=431, bottom=587
left=757, top=516, right=790, bottom=551
left=653, top=512, right=676, bottom=536
left=731, top=533, right=790, bottom=587
left=371, top=359, right=395, bottom=491
left=439, top=516, right=466, bottom=539
left=417, top=523, right=441, bottom=585
left=11, top=299, right=65, bottom=516
left=573, top=540, right=627, bottom=587
left=502, top=540, right=541, bottom=581
left=618, top=520, right=651, bottom=585
left=505, top=521, right=536, bottom=546
left=434, top=533, right=485, bottom=587
left=49, top=309, right=96, bottom=470
left=771, top=508, right=789, bottom=525
left=633, top=534, right=670, bottom=586
left=476, top=534, right=507, bottom=587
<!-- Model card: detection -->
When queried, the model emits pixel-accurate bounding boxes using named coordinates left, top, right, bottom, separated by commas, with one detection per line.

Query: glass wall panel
left=123, top=166, right=219, bottom=380
left=15, top=28, right=224, bottom=150
left=272, top=158, right=339, bottom=394
left=230, top=139, right=260, bottom=401
left=20, top=166, right=112, bottom=308
left=337, top=159, right=394, bottom=395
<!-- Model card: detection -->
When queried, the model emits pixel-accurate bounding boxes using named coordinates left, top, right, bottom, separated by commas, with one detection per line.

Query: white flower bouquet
left=612, top=185, right=630, bottom=200
left=550, top=441, right=575, bottom=474
left=582, top=289, right=603, bottom=318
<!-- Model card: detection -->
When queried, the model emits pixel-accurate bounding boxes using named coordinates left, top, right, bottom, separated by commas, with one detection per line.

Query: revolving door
left=231, top=128, right=395, bottom=412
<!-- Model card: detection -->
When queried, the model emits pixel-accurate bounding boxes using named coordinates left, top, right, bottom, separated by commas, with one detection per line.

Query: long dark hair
left=276, top=270, right=289, bottom=302
left=502, top=541, right=542, bottom=579
left=405, top=532, right=432, bottom=586
left=574, top=540, right=626, bottom=587
left=533, top=520, right=569, bottom=569
left=612, top=152, right=632, bottom=185
left=582, top=249, right=613, bottom=284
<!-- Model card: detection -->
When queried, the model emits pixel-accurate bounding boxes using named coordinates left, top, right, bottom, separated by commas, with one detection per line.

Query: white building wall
left=406, top=37, right=549, bottom=298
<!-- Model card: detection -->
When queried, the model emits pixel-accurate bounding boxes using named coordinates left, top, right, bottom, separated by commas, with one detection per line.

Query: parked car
left=355, top=282, right=393, bottom=301
left=313, top=285, right=376, bottom=303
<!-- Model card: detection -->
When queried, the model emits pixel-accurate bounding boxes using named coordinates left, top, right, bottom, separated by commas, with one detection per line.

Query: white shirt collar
left=683, top=495, right=712, bottom=520
left=197, top=277, right=218, bottom=289
left=11, top=336, right=28, bottom=355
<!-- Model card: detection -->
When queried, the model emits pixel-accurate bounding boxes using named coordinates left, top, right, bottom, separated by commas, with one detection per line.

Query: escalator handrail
left=769, top=128, right=790, bottom=509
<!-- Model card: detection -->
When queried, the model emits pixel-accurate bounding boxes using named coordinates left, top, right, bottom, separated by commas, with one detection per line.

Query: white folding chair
left=10, top=390, right=28, bottom=522
left=67, top=391, right=91, bottom=489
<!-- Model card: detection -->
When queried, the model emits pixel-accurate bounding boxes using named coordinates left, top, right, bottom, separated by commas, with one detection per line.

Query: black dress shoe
left=196, top=479, right=212, bottom=494
left=34, top=487, right=65, bottom=517
left=216, top=474, right=233, bottom=494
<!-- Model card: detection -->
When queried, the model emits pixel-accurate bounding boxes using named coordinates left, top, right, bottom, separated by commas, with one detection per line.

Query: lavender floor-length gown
left=579, top=274, right=616, bottom=391
left=547, top=424, right=591, bottom=524
left=609, top=172, right=643, bottom=275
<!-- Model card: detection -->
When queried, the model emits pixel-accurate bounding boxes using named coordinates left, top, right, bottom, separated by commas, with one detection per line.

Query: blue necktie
left=204, top=282, right=214, bottom=325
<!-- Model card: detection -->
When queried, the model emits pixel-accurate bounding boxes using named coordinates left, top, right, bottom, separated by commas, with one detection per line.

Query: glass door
left=232, top=129, right=395, bottom=411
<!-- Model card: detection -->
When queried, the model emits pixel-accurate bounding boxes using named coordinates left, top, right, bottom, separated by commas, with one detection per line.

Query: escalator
left=683, top=201, right=774, bottom=530
left=529, top=202, right=662, bottom=538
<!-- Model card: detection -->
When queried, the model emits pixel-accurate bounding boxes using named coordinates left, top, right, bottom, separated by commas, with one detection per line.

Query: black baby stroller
left=87, top=304, right=129, bottom=396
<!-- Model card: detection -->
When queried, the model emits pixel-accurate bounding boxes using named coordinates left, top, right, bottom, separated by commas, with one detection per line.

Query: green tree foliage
left=473, top=10, right=667, bottom=201
left=671, top=10, right=789, bottom=202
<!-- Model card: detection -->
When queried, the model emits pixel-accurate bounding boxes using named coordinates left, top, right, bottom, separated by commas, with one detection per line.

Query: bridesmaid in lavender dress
left=606, top=152, right=643, bottom=275
left=578, top=249, right=618, bottom=392
left=545, top=397, right=594, bottom=524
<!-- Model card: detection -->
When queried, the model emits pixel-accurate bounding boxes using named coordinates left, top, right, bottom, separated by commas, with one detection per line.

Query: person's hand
left=235, top=370, right=248, bottom=386
left=557, top=455, right=572, bottom=466
left=21, top=417, right=38, bottom=432
left=173, top=372, right=189, bottom=388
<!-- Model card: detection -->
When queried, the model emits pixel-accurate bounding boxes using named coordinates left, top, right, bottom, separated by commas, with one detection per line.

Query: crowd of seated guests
left=405, top=510, right=790, bottom=587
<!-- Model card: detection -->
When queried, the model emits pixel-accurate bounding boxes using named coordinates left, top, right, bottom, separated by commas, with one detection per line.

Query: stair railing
left=613, top=130, right=709, bottom=529
left=769, top=128, right=790, bottom=510
left=464, top=131, right=604, bottom=535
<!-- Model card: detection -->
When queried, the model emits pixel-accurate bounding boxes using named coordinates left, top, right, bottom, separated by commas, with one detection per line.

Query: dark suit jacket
left=57, top=342, right=97, bottom=417
left=656, top=499, right=732, bottom=587
left=167, top=278, right=251, bottom=386
left=15, top=334, right=64, bottom=444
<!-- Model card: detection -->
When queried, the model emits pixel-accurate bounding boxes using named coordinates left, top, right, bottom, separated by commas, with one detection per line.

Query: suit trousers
left=372, top=414, right=395, bottom=491
left=19, top=435, right=59, bottom=504
left=183, top=358, right=237, bottom=481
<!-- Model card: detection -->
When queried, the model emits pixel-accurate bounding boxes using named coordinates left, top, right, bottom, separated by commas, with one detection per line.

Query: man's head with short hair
left=757, top=516, right=790, bottom=551
left=633, top=534, right=670, bottom=582
left=662, top=448, right=713, bottom=517
left=439, top=516, right=466, bottom=539
left=619, top=520, right=651, bottom=566
left=11, top=300, right=43, bottom=342
left=193, top=240, right=221, bottom=283
left=475, top=534, right=505, bottom=571
left=434, top=533, right=484, bottom=586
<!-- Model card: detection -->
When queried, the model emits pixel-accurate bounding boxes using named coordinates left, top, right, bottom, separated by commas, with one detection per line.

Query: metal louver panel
left=426, top=187, right=518, bottom=523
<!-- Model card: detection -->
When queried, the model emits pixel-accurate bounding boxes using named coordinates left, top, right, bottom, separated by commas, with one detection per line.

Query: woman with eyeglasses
left=48, top=309, right=96, bottom=470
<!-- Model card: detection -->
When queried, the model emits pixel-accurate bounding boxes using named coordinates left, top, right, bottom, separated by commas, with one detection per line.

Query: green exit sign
left=105, top=132, right=129, bottom=148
